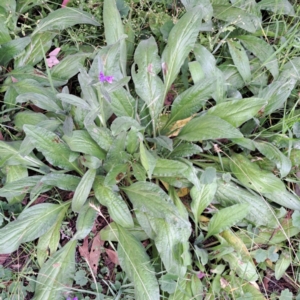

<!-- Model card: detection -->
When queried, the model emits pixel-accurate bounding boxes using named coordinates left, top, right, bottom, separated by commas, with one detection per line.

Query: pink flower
left=46, top=48, right=60, bottom=68
left=99, top=72, right=114, bottom=83
left=61, top=0, right=71, bottom=7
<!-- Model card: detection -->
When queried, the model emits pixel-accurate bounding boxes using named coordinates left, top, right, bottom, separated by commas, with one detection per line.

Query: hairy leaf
left=117, top=225, right=159, bottom=300
left=0, top=203, right=68, bottom=254
left=230, top=154, right=286, bottom=194
left=178, top=115, right=243, bottom=141
left=24, top=125, right=80, bottom=172
left=72, top=168, right=96, bottom=212
left=33, top=240, right=77, bottom=300
left=206, top=203, right=249, bottom=238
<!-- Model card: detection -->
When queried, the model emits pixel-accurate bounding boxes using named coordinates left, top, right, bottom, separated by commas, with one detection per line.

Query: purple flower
left=99, top=72, right=114, bottom=83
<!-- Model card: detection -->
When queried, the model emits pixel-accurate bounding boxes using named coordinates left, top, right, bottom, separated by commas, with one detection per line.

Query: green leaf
left=216, top=179, right=278, bottom=228
left=254, top=249, right=268, bottom=263
left=123, top=182, right=191, bottom=276
left=103, top=0, right=126, bottom=76
left=230, top=153, right=286, bottom=194
left=227, top=40, right=251, bottom=84
left=110, top=87, right=135, bottom=117
left=258, top=76, right=297, bottom=116
left=0, top=175, right=43, bottom=200
left=213, top=4, right=261, bottom=33
left=94, top=176, right=134, bottom=228
left=85, top=124, right=113, bottom=152
left=292, top=211, right=300, bottom=229
left=0, top=203, right=68, bottom=254
left=64, top=130, right=106, bottom=160
left=193, top=44, right=226, bottom=102
left=161, top=6, right=203, bottom=97
left=0, top=36, right=31, bottom=66
left=264, top=190, right=300, bottom=211
left=111, top=116, right=143, bottom=135
left=153, top=158, right=189, bottom=178
left=140, top=142, right=157, bottom=180
left=169, top=142, right=202, bottom=159
left=254, top=141, right=291, bottom=178
left=14, top=111, right=48, bottom=131
left=207, top=98, right=266, bottom=127
left=206, top=204, right=249, bottom=239
left=191, top=182, right=218, bottom=221
left=17, top=0, right=47, bottom=13
left=74, top=202, right=97, bottom=239
left=37, top=204, right=68, bottom=267
left=167, top=78, right=214, bottom=125
left=5, top=165, right=28, bottom=203
left=15, top=32, right=55, bottom=67
left=257, top=0, right=295, bottom=15
left=32, top=8, right=100, bottom=35
left=40, top=173, right=80, bottom=191
left=24, top=125, right=80, bottom=172
left=275, top=251, right=291, bottom=280
left=117, top=225, right=159, bottom=300
left=178, top=115, right=243, bottom=141
left=238, top=35, right=279, bottom=79
left=100, top=222, right=148, bottom=242
left=222, top=252, right=258, bottom=281
left=51, top=53, right=88, bottom=81
left=56, top=93, right=91, bottom=110
left=33, top=240, right=77, bottom=300
left=279, top=289, right=293, bottom=300
left=72, top=169, right=96, bottom=213
left=132, top=37, right=164, bottom=119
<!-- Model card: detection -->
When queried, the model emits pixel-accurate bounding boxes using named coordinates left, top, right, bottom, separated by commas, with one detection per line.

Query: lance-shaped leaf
left=24, top=125, right=81, bottom=173
left=40, top=173, right=80, bottom=191
left=206, top=203, right=249, bottom=239
left=257, top=0, right=295, bottom=15
left=191, top=182, right=218, bottom=222
left=222, top=252, right=258, bottom=282
left=132, top=37, right=164, bottom=119
left=254, top=141, right=291, bottom=178
left=258, top=76, right=297, bottom=116
left=0, top=175, right=43, bottom=200
left=74, top=202, right=98, bottom=240
left=161, top=6, right=203, bottom=98
left=94, top=176, right=134, bottom=228
left=33, top=240, right=77, bottom=300
left=0, top=36, right=31, bottom=66
left=238, top=35, right=279, bottom=79
left=178, top=115, right=243, bottom=141
left=64, top=130, right=106, bottom=160
left=72, top=168, right=96, bottom=213
left=230, top=153, right=286, bottom=194
left=104, top=0, right=127, bottom=76
left=123, top=182, right=191, bottom=276
left=228, top=40, right=251, bottom=84
left=110, top=87, right=135, bottom=118
left=0, top=203, right=68, bottom=254
left=213, top=4, right=261, bottom=33
left=207, top=98, right=266, bottom=127
left=32, top=8, right=100, bottom=35
left=140, top=142, right=157, bottom=180
left=37, top=204, right=69, bottom=267
left=193, top=44, right=226, bottom=102
left=167, top=78, right=215, bottom=125
left=216, top=179, right=278, bottom=228
left=56, top=93, right=91, bottom=110
left=117, top=225, right=159, bottom=300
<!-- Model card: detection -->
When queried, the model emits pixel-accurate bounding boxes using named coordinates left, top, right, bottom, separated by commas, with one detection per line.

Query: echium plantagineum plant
left=0, top=0, right=300, bottom=299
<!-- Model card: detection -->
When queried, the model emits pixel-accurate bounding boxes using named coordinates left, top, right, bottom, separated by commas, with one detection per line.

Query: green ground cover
left=0, top=0, right=300, bottom=299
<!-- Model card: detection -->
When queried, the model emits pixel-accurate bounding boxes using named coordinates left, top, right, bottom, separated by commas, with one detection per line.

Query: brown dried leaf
left=105, top=248, right=119, bottom=265
left=0, top=254, right=9, bottom=265
left=78, top=236, right=90, bottom=261
left=89, top=234, right=104, bottom=274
